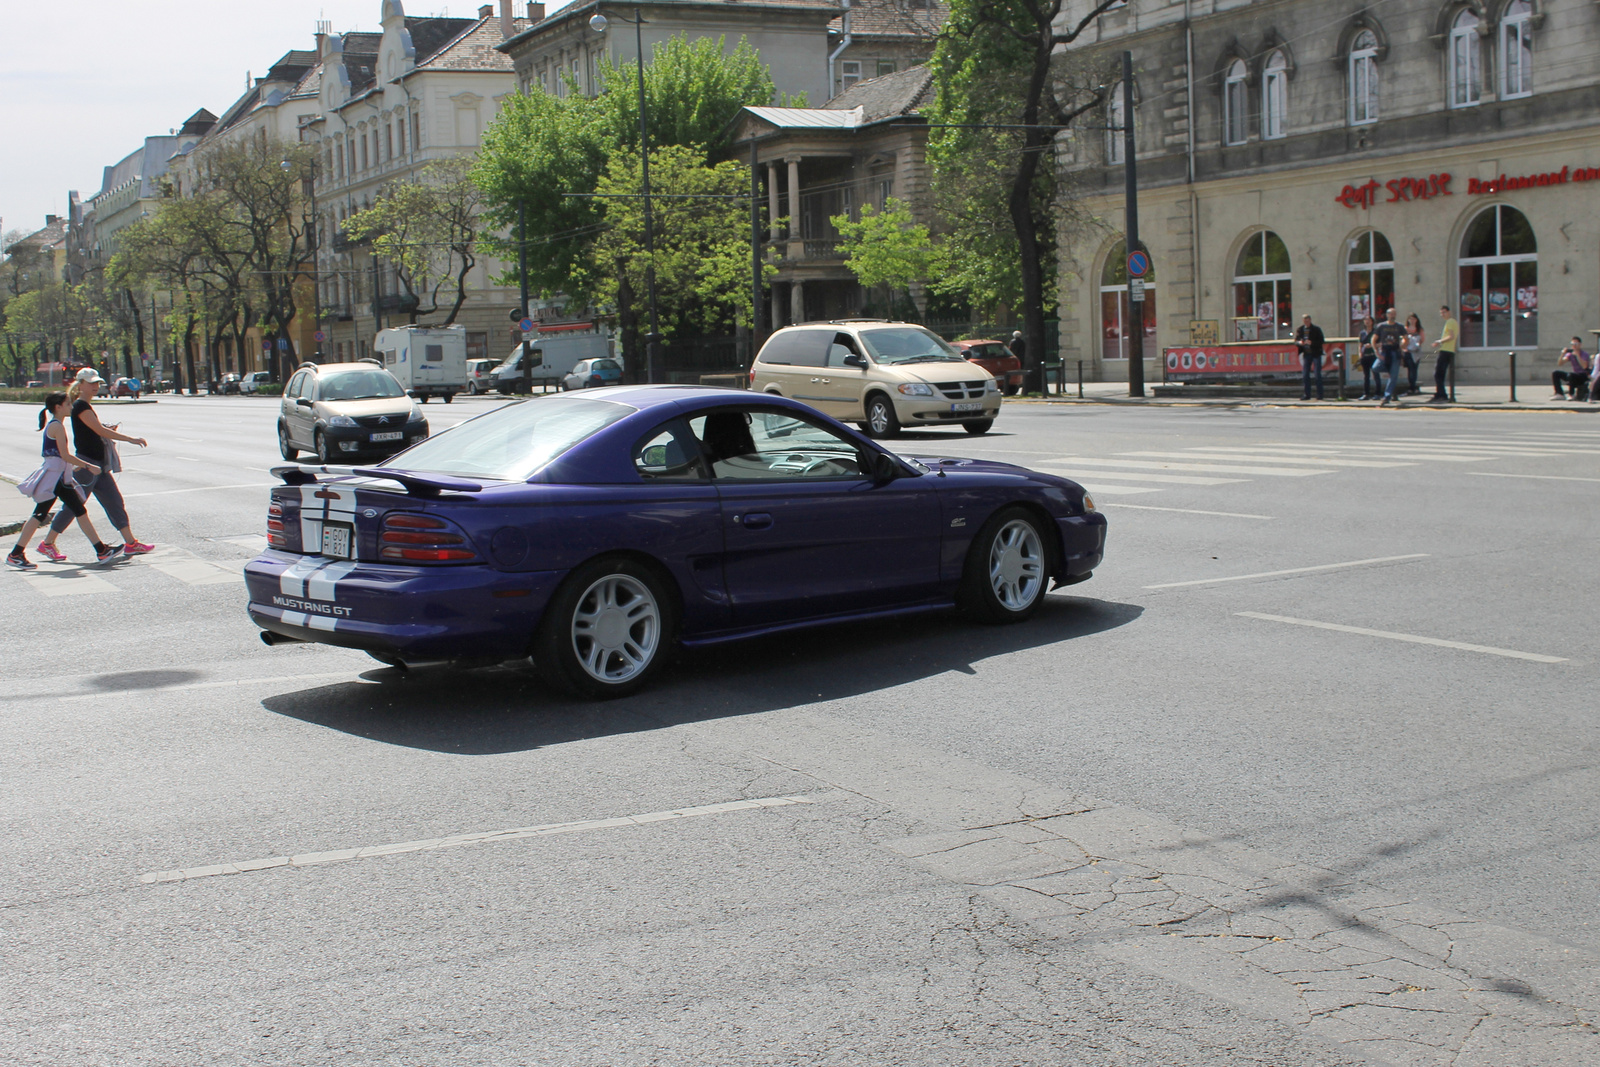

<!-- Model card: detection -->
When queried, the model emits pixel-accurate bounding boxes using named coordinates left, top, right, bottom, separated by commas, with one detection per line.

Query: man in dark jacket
left=1295, top=314, right=1326, bottom=400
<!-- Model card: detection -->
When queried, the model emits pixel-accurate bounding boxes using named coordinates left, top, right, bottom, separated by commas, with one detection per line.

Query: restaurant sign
left=1164, top=343, right=1348, bottom=384
left=1337, top=165, right=1600, bottom=207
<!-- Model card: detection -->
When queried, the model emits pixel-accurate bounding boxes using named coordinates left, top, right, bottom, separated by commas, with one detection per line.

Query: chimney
left=500, top=0, right=515, bottom=37
left=479, top=4, right=493, bottom=17
left=46, top=214, right=60, bottom=226
left=315, top=19, right=332, bottom=57
left=527, top=3, right=545, bottom=21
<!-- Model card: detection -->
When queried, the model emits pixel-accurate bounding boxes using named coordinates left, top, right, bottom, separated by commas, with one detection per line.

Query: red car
left=953, top=339, right=1024, bottom=396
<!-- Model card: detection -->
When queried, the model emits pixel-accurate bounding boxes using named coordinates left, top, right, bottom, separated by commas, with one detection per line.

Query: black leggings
left=32, top=478, right=87, bottom=523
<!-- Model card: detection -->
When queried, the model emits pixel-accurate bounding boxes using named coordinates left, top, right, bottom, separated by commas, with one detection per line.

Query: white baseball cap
left=74, top=367, right=104, bottom=384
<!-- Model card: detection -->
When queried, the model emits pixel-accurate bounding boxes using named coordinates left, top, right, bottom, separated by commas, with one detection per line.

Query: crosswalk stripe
left=1223, top=445, right=1482, bottom=462
left=144, top=545, right=244, bottom=586
left=1055, top=457, right=1331, bottom=477
left=1039, top=467, right=1246, bottom=485
left=14, top=565, right=121, bottom=596
left=1074, top=483, right=1165, bottom=495
left=1146, top=450, right=1413, bottom=468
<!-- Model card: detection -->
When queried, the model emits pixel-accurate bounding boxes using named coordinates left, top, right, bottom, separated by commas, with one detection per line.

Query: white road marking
left=55, top=670, right=364, bottom=703
left=14, top=566, right=120, bottom=596
left=1144, top=553, right=1429, bottom=590
left=1236, top=612, right=1567, bottom=663
left=1468, top=472, right=1600, bottom=484
left=1151, top=450, right=1413, bottom=468
left=1041, top=467, right=1246, bottom=485
left=220, top=534, right=269, bottom=551
left=1074, top=484, right=1165, bottom=495
left=1099, top=503, right=1273, bottom=520
left=1054, top=457, right=1332, bottom=477
left=143, top=544, right=243, bottom=586
left=124, top=482, right=275, bottom=498
left=139, top=794, right=821, bottom=885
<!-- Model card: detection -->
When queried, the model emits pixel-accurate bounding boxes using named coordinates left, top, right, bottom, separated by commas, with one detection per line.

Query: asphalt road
left=2, top=392, right=1597, bottom=1066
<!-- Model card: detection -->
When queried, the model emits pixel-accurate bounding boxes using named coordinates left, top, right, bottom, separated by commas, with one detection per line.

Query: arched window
left=1100, top=240, right=1157, bottom=362
left=1458, top=205, right=1537, bottom=348
left=1223, top=60, right=1248, bottom=145
left=1450, top=10, right=1481, bottom=108
left=1263, top=51, right=1288, bottom=139
left=1350, top=30, right=1378, bottom=125
left=1233, top=231, right=1292, bottom=340
left=1502, top=1, right=1533, bottom=98
left=1345, top=231, right=1395, bottom=332
left=1107, top=83, right=1126, bottom=164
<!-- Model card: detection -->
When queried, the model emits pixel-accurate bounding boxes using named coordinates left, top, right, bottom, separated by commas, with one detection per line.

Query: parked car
left=465, top=358, right=497, bottom=394
left=953, top=339, right=1024, bottom=396
left=750, top=320, right=1002, bottom=438
left=561, top=357, right=623, bottom=391
left=111, top=377, right=143, bottom=398
left=276, top=358, right=428, bottom=464
left=240, top=371, right=274, bottom=394
left=246, top=386, right=1105, bottom=698
left=25, top=380, right=44, bottom=388
left=218, top=373, right=242, bottom=395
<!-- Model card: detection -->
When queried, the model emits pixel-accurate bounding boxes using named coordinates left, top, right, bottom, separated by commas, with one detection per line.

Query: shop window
left=1099, top=239, right=1157, bottom=362
left=1501, top=1, right=1533, bottom=99
left=1223, top=60, right=1248, bottom=145
left=1450, top=10, right=1481, bottom=108
left=1458, top=205, right=1536, bottom=349
left=1349, top=30, right=1379, bottom=125
left=1345, top=231, right=1395, bottom=333
left=1233, top=231, right=1292, bottom=340
left=1262, top=51, right=1288, bottom=139
left=1106, top=83, right=1126, bottom=164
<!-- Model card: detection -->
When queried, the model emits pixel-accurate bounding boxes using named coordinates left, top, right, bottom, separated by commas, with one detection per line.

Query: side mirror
left=868, top=450, right=899, bottom=484
left=843, top=353, right=868, bottom=369
left=296, top=397, right=312, bottom=407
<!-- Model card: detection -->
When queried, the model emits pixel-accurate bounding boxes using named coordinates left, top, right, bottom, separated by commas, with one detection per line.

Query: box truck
left=493, top=328, right=612, bottom=394
left=374, top=325, right=468, bottom=403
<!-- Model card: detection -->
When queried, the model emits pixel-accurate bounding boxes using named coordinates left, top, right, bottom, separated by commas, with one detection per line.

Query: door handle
left=739, top=512, right=773, bottom=530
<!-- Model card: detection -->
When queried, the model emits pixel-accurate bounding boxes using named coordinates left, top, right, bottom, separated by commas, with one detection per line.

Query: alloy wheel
left=988, top=518, right=1044, bottom=611
left=570, top=573, right=661, bottom=684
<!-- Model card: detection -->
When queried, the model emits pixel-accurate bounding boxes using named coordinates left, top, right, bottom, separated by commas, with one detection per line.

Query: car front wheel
left=278, top=421, right=299, bottom=461
left=314, top=430, right=331, bottom=465
left=963, top=419, right=995, bottom=435
left=960, top=506, right=1049, bottom=624
left=863, top=394, right=901, bottom=438
left=535, top=557, right=677, bottom=699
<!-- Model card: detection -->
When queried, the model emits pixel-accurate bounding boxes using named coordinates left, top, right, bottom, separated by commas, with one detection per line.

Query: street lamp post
left=590, top=7, right=663, bottom=384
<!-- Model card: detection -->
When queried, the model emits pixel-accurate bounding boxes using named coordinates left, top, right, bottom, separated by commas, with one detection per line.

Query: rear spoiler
left=270, top=464, right=484, bottom=497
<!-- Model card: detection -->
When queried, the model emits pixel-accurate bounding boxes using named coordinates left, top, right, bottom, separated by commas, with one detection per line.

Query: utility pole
left=518, top=199, right=531, bottom=389
left=1122, top=51, right=1146, bottom=398
left=749, top=138, right=764, bottom=356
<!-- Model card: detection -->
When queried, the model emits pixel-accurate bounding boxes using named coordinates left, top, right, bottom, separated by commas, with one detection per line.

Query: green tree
left=930, top=0, right=1125, bottom=384
left=831, top=198, right=933, bottom=309
left=598, top=35, right=775, bottom=159
left=344, top=159, right=486, bottom=325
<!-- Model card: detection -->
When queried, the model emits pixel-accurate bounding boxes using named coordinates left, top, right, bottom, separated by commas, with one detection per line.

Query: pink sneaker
left=122, top=540, right=155, bottom=556
left=36, top=542, right=67, bottom=563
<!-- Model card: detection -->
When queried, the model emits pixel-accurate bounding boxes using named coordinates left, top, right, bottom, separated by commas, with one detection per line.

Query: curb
left=1011, top=396, right=1600, bottom=412
left=0, top=472, right=22, bottom=536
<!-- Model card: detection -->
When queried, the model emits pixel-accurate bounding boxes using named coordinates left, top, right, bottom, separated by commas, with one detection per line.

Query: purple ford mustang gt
left=246, top=386, right=1106, bottom=698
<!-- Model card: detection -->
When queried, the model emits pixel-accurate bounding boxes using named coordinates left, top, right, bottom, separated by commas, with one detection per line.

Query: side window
left=825, top=333, right=862, bottom=368
left=633, top=419, right=708, bottom=482
left=759, top=329, right=830, bottom=368
left=688, top=408, right=867, bottom=481
left=286, top=372, right=306, bottom=398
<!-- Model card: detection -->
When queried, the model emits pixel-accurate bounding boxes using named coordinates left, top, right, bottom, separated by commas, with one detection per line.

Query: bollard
left=1509, top=351, right=1517, bottom=402
left=1077, top=360, right=1084, bottom=399
left=1337, top=351, right=1346, bottom=401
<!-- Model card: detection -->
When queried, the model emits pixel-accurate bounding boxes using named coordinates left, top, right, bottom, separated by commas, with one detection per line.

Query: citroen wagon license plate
left=371, top=431, right=403, bottom=442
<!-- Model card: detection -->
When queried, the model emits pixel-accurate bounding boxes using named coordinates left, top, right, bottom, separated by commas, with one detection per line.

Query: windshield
left=319, top=369, right=405, bottom=401
left=384, top=395, right=634, bottom=480
left=858, top=326, right=966, bottom=365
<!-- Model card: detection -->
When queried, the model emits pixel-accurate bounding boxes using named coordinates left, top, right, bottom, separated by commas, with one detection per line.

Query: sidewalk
left=1031, top=382, right=1600, bottom=411
left=0, top=473, right=31, bottom=537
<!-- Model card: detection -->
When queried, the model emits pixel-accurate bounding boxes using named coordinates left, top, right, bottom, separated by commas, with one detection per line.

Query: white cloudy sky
left=0, top=0, right=573, bottom=239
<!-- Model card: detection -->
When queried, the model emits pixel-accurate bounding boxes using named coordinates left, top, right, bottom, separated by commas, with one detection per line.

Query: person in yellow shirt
left=1428, top=305, right=1459, bottom=403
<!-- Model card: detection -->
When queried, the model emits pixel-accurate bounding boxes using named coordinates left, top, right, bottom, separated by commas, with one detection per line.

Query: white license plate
left=370, top=431, right=403, bottom=442
left=321, top=523, right=353, bottom=559
left=951, top=402, right=983, bottom=413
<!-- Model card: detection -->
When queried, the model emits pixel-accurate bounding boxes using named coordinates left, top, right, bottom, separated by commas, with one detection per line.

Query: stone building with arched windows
left=1056, top=0, right=1600, bottom=385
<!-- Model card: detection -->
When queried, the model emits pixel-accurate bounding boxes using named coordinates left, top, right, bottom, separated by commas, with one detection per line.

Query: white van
left=374, top=325, right=468, bottom=403
left=493, top=331, right=612, bottom=394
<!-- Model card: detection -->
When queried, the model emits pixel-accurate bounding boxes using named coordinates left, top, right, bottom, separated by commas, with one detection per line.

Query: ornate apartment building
left=1059, top=0, right=1600, bottom=383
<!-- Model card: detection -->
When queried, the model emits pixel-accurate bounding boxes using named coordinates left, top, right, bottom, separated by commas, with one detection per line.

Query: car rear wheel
left=535, top=557, right=677, bottom=699
left=960, top=506, right=1049, bottom=624
left=314, top=430, right=331, bottom=465
left=963, top=419, right=995, bottom=435
left=863, top=394, right=901, bottom=439
left=443, top=392, right=453, bottom=404
left=278, top=421, right=299, bottom=461
left=1003, top=383, right=1020, bottom=396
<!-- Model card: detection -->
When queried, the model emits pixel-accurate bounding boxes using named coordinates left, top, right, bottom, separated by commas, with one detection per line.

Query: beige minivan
left=750, top=321, right=1002, bottom=438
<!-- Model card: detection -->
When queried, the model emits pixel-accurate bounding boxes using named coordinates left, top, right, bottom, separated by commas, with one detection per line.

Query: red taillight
left=748, top=368, right=756, bottom=386
left=379, top=512, right=476, bottom=563
left=267, top=501, right=286, bottom=547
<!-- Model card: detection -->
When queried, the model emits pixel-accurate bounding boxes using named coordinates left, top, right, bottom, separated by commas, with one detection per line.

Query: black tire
left=963, top=419, right=995, bottom=435
left=959, top=506, right=1050, bottom=624
left=863, top=393, right=901, bottom=439
left=420, top=394, right=431, bottom=404
left=314, top=430, right=332, bottom=465
left=278, top=421, right=299, bottom=461
left=534, top=556, right=678, bottom=699
left=443, top=392, right=454, bottom=404
left=1003, top=383, right=1020, bottom=397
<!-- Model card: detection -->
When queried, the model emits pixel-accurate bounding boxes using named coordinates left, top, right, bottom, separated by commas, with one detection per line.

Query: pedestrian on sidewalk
left=1358, top=316, right=1380, bottom=399
left=35, top=368, right=152, bottom=563
left=1374, top=308, right=1408, bottom=406
left=7, top=394, right=118, bottom=570
left=1294, top=313, right=1325, bottom=400
left=1551, top=338, right=1591, bottom=399
left=1403, top=313, right=1425, bottom=395
left=1428, top=305, right=1459, bottom=403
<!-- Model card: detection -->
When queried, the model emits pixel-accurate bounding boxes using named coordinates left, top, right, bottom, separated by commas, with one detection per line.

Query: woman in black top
left=35, top=368, right=152, bottom=563
left=1357, top=317, right=1380, bottom=400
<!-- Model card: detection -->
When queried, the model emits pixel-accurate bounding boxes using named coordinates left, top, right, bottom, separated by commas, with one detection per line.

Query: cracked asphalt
left=1, top=395, right=1596, bottom=1065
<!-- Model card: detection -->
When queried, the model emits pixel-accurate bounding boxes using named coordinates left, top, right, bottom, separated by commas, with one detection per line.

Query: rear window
left=385, top=395, right=634, bottom=480
left=595, top=359, right=620, bottom=371
left=757, top=329, right=829, bottom=368
left=965, top=343, right=1007, bottom=360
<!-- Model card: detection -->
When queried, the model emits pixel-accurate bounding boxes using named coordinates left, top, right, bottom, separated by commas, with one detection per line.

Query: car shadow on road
left=260, top=594, right=1142, bottom=754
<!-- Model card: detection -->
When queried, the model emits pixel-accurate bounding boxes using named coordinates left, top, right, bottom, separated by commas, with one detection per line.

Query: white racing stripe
left=1144, top=553, right=1429, bottom=590
left=1236, top=612, right=1567, bottom=663
left=139, top=794, right=822, bottom=885
left=278, top=556, right=326, bottom=599
left=305, top=559, right=357, bottom=601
